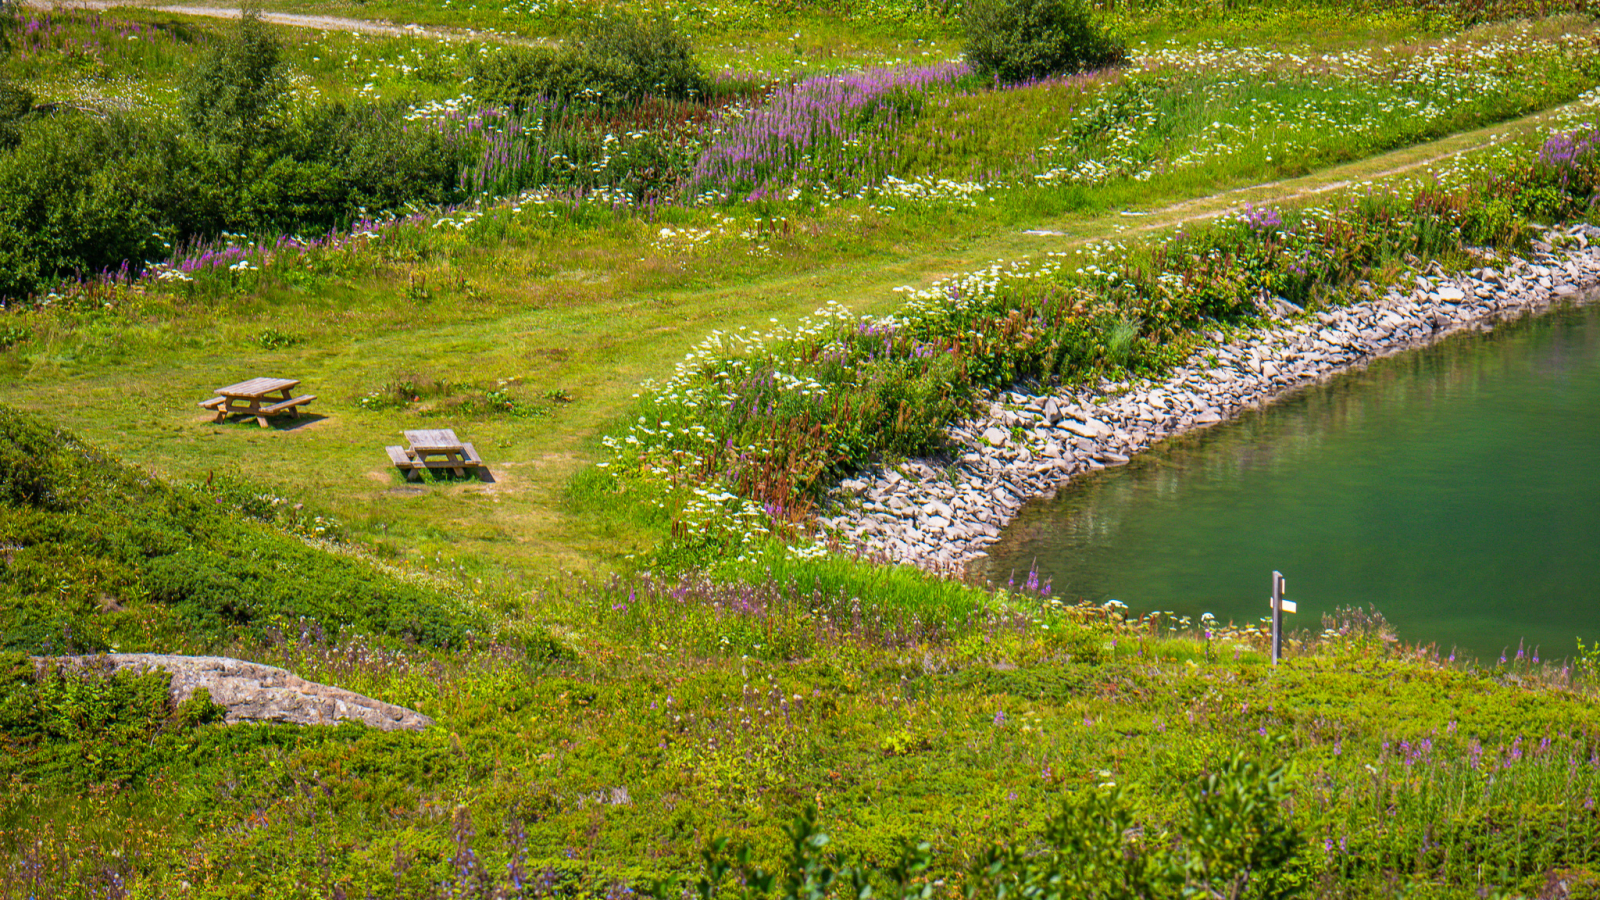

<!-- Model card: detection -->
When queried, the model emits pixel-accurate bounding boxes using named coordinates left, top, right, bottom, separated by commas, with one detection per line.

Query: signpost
left=1269, top=571, right=1295, bottom=665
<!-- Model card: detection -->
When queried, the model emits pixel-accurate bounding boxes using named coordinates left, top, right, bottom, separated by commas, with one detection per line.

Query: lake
left=973, top=297, right=1600, bottom=663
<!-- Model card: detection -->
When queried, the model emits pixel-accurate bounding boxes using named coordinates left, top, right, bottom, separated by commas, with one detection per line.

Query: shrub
left=470, top=46, right=608, bottom=111
left=0, top=0, right=18, bottom=57
left=0, top=81, right=31, bottom=149
left=181, top=6, right=286, bottom=151
left=259, top=100, right=466, bottom=231
left=578, top=10, right=705, bottom=103
left=670, top=751, right=1302, bottom=899
left=469, top=11, right=705, bottom=110
left=0, top=113, right=217, bottom=300
left=962, top=0, right=1125, bottom=84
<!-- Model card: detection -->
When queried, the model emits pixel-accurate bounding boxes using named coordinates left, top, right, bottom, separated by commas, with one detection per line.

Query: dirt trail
left=21, top=0, right=491, bottom=39
left=989, top=98, right=1593, bottom=262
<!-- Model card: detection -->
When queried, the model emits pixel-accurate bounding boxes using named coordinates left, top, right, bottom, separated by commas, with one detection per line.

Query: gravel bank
left=817, top=225, right=1600, bottom=571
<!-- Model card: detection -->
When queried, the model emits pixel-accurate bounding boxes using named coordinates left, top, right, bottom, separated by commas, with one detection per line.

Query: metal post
left=1271, top=571, right=1283, bottom=665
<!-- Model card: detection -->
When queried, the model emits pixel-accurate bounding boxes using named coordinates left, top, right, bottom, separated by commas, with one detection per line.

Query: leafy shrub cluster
left=0, top=654, right=229, bottom=787
left=0, top=8, right=707, bottom=302
left=0, top=405, right=478, bottom=653
left=0, top=0, right=29, bottom=150
left=0, top=13, right=463, bottom=301
left=961, top=0, right=1125, bottom=84
left=471, top=11, right=705, bottom=111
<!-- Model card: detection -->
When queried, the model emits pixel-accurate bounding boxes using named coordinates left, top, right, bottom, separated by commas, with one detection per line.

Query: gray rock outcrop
left=38, top=654, right=433, bottom=732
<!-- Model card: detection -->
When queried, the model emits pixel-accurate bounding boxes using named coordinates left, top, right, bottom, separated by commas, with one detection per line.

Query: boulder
left=1061, top=417, right=1112, bottom=439
left=40, top=654, right=433, bottom=732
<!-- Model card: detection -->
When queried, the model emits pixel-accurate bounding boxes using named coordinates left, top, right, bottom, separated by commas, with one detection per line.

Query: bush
left=578, top=10, right=705, bottom=102
left=671, top=751, right=1302, bottom=900
left=0, top=98, right=469, bottom=300
left=962, top=0, right=1125, bottom=84
left=0, top=0, right=18, bottom=57
left=0, top=113, right=220, bottom=300
left=469, top=11, right=705, bottom=110
left=181, top=7, right=286, bottom=150
left=0, top=81, right=31, bottom=149
left=257, top=100, right=466, bottom=231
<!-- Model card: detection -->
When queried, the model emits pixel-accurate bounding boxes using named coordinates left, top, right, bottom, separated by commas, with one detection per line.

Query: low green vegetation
left=0, top=405, right=481, bottom=652
left=2, top=0, right=1600, bottom=896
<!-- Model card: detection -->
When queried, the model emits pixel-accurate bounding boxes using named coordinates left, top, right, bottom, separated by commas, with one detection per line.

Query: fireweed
left=12, top=19, right=1600, bottom=303
left=601, top=125, right=1600, bottom=566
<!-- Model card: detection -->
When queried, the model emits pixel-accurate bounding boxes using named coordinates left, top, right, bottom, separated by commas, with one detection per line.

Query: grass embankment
left=2, top=7, right=1598, bottom=582
left=0, top=405, right=483, bottom=652
left=6, top=537, right=1600, bottom=897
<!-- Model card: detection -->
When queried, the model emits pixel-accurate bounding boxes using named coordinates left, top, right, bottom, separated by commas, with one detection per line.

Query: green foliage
left=181, top=6, right=286, bottom=152
left=578, top=10, right=706, bottom=103
left=272, top=100, right=464, bottom=223
left=0, top=97, right=471, bottom=300
left=256, top=326, right=300, bottom=349
left=0, top=114, right=203, bottom=301
left=0, top=79, right=29, bottom=149
left=0, top=405, right=479, bottom=651
left=175, top=686, right=227, bottom=727
left=470, top=11, right=705, bottom=110
left=0, top=319, right=27, bottom=349
left=673, top=753, right=1300, bottom=900
left=0, top=655, right=186, bottom=786
left=0, top=0, right=18, bottom=58
left=962, top=0, right=1125, bottom=84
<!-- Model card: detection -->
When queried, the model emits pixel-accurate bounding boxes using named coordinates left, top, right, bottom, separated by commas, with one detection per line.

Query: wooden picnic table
left=199, top=377, right=316, bottom=428
left=386, top=428, right=483, bottom=480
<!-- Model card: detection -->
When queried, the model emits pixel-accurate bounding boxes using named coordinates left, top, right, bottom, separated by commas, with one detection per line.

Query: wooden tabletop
left=404, top=429, right=462, bottom=452
left=215, top=377, right=299, bottom=398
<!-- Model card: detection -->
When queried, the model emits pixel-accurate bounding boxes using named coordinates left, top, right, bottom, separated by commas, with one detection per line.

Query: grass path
left=0, top=87, right=1591, bottom=585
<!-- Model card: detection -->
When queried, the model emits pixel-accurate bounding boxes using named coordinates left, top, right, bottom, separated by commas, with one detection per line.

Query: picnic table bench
left=386, top=429, right=483, bottom=480
left=199, top=377, right=316, bottom=428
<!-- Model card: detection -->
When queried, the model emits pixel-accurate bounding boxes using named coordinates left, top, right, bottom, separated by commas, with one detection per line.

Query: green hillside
left=0, top=405, right=480, bottom=652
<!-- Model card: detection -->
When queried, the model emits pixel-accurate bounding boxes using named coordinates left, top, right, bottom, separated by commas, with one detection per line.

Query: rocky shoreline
left=817, top=225, right=1600, bottom=572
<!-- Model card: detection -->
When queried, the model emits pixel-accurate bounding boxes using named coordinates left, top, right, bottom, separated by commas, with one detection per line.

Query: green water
left=975, top=298, right=1600, bottom=662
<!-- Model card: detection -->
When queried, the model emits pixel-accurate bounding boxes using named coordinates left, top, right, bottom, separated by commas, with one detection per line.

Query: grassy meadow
left=3, top=0, right=1600, bottom=896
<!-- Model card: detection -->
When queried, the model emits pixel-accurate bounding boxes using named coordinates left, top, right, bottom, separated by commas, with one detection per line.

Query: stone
left=1062, top=417, right=1111, bottom=439
left=982, top=426, right=1009, bottom=447
left=40, top=655, right=433, bottom=731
